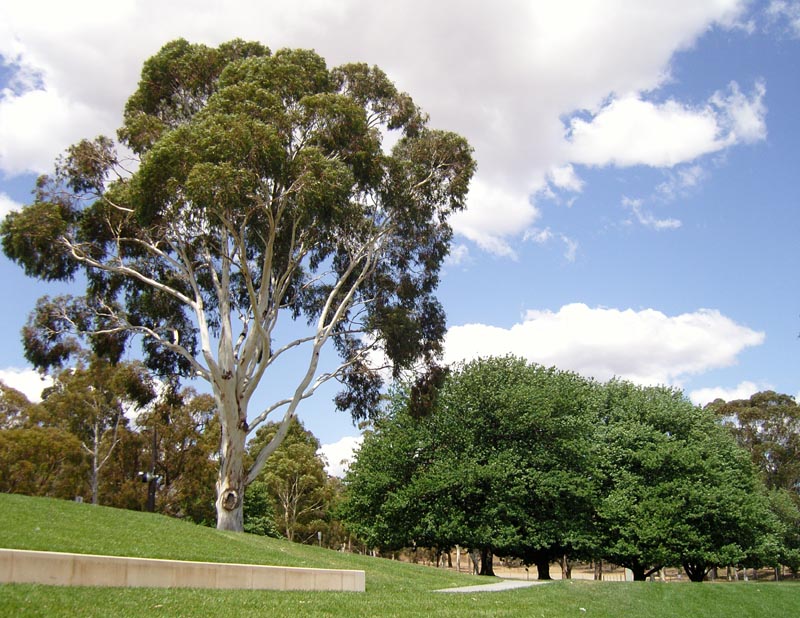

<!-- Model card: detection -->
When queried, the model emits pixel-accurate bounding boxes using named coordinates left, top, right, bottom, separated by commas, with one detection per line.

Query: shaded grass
left=1, top=494, right=799, bottom=617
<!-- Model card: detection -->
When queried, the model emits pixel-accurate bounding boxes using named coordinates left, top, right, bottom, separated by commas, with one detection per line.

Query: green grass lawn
left=1, top=493, right=798, bottom=617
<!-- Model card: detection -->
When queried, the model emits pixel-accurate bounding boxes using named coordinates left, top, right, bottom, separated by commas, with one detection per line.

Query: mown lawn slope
left=1, top=493, right=798, bottom=617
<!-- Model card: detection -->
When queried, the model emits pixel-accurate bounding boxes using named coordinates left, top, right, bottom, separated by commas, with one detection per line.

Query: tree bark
left=479, top=548, right=495, bottom=576
left=91, top=425, right=100, bottom=505
left=630, top=565, right=647, bottom=581
left=682, top=562, right=709, bottom=583
left=535, top=557, right=552, bottom=580
left=560, top=554, right=572, bottom=579
left=470, top=549, right=480, bottom=575
left=216, top=422, right=247, bottom=531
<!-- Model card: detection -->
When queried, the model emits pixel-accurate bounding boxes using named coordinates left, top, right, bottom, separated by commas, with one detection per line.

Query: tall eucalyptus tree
left=1, top=38, right=474, bottom=530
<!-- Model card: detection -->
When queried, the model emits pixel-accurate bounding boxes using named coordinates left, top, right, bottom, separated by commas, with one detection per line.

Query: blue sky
left=0, top=1, right=798, bottom=474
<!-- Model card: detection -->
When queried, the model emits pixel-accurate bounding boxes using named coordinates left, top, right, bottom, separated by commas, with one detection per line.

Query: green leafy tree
left=596, top=381, right=774, bottom=582
left=338, top=387, right=422, bottom=551
left=1, top=38, right=475, bottom=531
left=247, top=417, right=329, bottom=543
left=243, top=480, right=280, bottom=537
left=139, top=387, right=219, bottom=523
left=342, top=356, right=599, bottom=578
left=0, top=426, right=87, bottom=498
left=768, top=489, right=800, bottom=576
left=34, top=358, right=155, bottom=504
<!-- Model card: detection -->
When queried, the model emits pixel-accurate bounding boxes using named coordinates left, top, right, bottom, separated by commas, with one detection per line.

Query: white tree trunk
left=215, top=420, right=247, bottom=531
left=91, top=426, right=99, bottom=506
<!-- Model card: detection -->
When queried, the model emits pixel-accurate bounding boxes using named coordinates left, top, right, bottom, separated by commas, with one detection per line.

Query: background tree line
left=339, top=356, right=800, bottom=581
left=0, top=355, right=345, bottom=548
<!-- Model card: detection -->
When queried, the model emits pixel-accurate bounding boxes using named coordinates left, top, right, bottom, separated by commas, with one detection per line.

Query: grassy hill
left=1, top=493, right=798, bottom=617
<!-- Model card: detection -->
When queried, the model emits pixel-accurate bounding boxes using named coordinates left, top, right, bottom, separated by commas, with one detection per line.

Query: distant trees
left=0, top=426, right=86, bottom=498
left=0, top=382, right=34, bottom=429
left=341, top=356, right=781, bottom=580
left=707, top=391, right=800, bottom=577
left=245, top=417, right=333, bottom=544
left=138, top=386, right=219, bottom=522
left=0, top=364, right=347, bottom=542
left=708, top=391, right=800, bottom=494
left=0, top=369, right=218, bottom=520
left=34, top=358, right=156, bottom=504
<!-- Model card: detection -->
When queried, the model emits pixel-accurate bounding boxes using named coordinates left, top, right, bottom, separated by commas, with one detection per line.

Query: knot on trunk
left=221, top=489, right=240, bottom=511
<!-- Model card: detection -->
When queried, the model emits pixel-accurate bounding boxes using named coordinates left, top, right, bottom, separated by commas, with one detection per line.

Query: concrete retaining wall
left=0, top=548, right=365, bottom=592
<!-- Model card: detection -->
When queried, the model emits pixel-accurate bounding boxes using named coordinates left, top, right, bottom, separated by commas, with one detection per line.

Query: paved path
left=435, top=579, right=549, bottom=593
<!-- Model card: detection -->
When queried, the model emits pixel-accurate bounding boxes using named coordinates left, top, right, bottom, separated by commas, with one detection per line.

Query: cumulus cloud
left=689, top=380, right=770, bottom=406
left=565, top=81, right=766, bottom=170
left=0, top=87, right=109, bottom=175
left=0, top=367, right=52, bottom=402
left=712, top=80, right=767, bottom=144
left=452, top=179, right=539, bottom=258
left=444, top=303, right=764, bottom=385
left=318, top=435, right=363, bottom=478
left=547, top=164, right=584, bottom=193
left=0, top=0, right=754, bottom=251
left=567, top=96, right=722, bottom=168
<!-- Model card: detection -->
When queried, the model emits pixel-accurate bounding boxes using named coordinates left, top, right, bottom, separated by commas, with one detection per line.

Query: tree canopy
left=0, top=38, right=475, bottom=530
left=596, top=381, right=774, bottom=581
left=342, top=356, right=600, bottom=578
left=341, top=359, right=778, bottom=580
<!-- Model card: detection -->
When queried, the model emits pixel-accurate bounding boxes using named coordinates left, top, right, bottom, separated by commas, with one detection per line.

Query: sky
left=0, top=0, right=798, bottom=476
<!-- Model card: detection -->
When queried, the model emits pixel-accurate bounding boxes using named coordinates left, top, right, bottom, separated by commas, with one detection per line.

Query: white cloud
left=567, top=96, right=720, bottom=168
left=0, top=192, right=22, bottom=219
left=444, top=303, right=764, bottom=386
left=767, top=1, right=800, bottom=36
left=451, top=178, right=539, bottom=257
left=656, top=164, right=708, bottom=201
left=318, top=435, right=363, bottom=478
left=0, top=367, right=52, bottom=402
left=712, top=80, right=767, bottom=144
left=0, top=0, right=754, bottom=251
left=565, top=84, right=766, bottom=170
left=622, top=196, right=682, bottom=230
left=547, top=164, right=584, bottom=193
left=524, top=227, right=579, bottom=261
left=444, top=243, right=470, bottom=267
left=0, top=87, right=109, bottom=175
left=524, top=227, right=554, bottom=244
left=689, top=380, right=770, bottom=406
